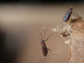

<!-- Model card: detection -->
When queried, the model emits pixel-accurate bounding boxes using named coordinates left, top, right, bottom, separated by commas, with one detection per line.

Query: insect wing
left=63, top=11, right=71, bottom=22
left=42, top=46, right=48, bottom=56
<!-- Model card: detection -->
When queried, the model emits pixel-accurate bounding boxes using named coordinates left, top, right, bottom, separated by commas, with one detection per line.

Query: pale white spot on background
left=51, top=28, right=57, bottom=32
left=65, top=40, right=70, bottom=44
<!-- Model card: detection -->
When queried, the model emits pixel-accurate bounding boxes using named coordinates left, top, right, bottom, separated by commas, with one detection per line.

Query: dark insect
left=40, top=40, right=48, bottom=56
left=63, top=8, right=73, bottom=22
left=40, top=28, right=57, bottom=57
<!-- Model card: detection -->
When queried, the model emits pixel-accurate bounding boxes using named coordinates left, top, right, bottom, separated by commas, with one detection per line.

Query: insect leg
left=72, top=11, right=80, bottom=19
left=47, top=48, right=57, bottom=56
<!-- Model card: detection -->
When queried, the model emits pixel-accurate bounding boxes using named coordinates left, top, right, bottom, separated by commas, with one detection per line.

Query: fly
left=39, top=28, right=57, bottom=57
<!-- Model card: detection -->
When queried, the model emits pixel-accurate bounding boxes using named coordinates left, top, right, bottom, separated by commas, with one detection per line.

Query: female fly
left=40, top=28, right=57, bottom=57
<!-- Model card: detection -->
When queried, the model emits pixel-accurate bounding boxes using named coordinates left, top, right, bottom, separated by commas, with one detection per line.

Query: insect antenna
left=44, top=28, right=46, bottom=40
left=69, top=4, right=72, bottom=8
left=68, top=1, right=75, bottom=9
left=45, top=34, right=52, bottom=41
left=40, top=32, right=43, bottom=40
left=47, top=48, right=57, bottom=56
left=73, top=1, right=76, bottom=9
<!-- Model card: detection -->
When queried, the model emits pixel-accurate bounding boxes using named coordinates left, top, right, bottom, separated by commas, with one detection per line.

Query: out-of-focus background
left=0, top=0, right=84, bottom=63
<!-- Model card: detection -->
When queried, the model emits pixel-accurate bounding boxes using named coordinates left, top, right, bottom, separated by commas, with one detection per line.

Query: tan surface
left=0, top=3, right=84, bottom=63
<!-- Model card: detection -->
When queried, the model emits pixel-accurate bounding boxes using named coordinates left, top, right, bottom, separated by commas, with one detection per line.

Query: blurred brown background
left=0, top=2, right=84, bottom=63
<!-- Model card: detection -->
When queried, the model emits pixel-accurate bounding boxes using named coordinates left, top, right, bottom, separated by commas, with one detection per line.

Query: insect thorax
left=69, top=8, right=73, bottom=11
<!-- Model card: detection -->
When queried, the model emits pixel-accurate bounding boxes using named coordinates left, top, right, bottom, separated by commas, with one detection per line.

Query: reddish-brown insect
left=40, top=28, right=57, bottom=57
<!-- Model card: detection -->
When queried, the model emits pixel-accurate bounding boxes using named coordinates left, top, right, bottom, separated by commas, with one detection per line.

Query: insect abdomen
left=42, top=46, right=48, bottom=56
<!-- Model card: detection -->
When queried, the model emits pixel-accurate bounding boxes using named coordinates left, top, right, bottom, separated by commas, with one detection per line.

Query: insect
left=40, top=28, right=57, bottom=57
left=63, top=7, right=73, bottom=22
